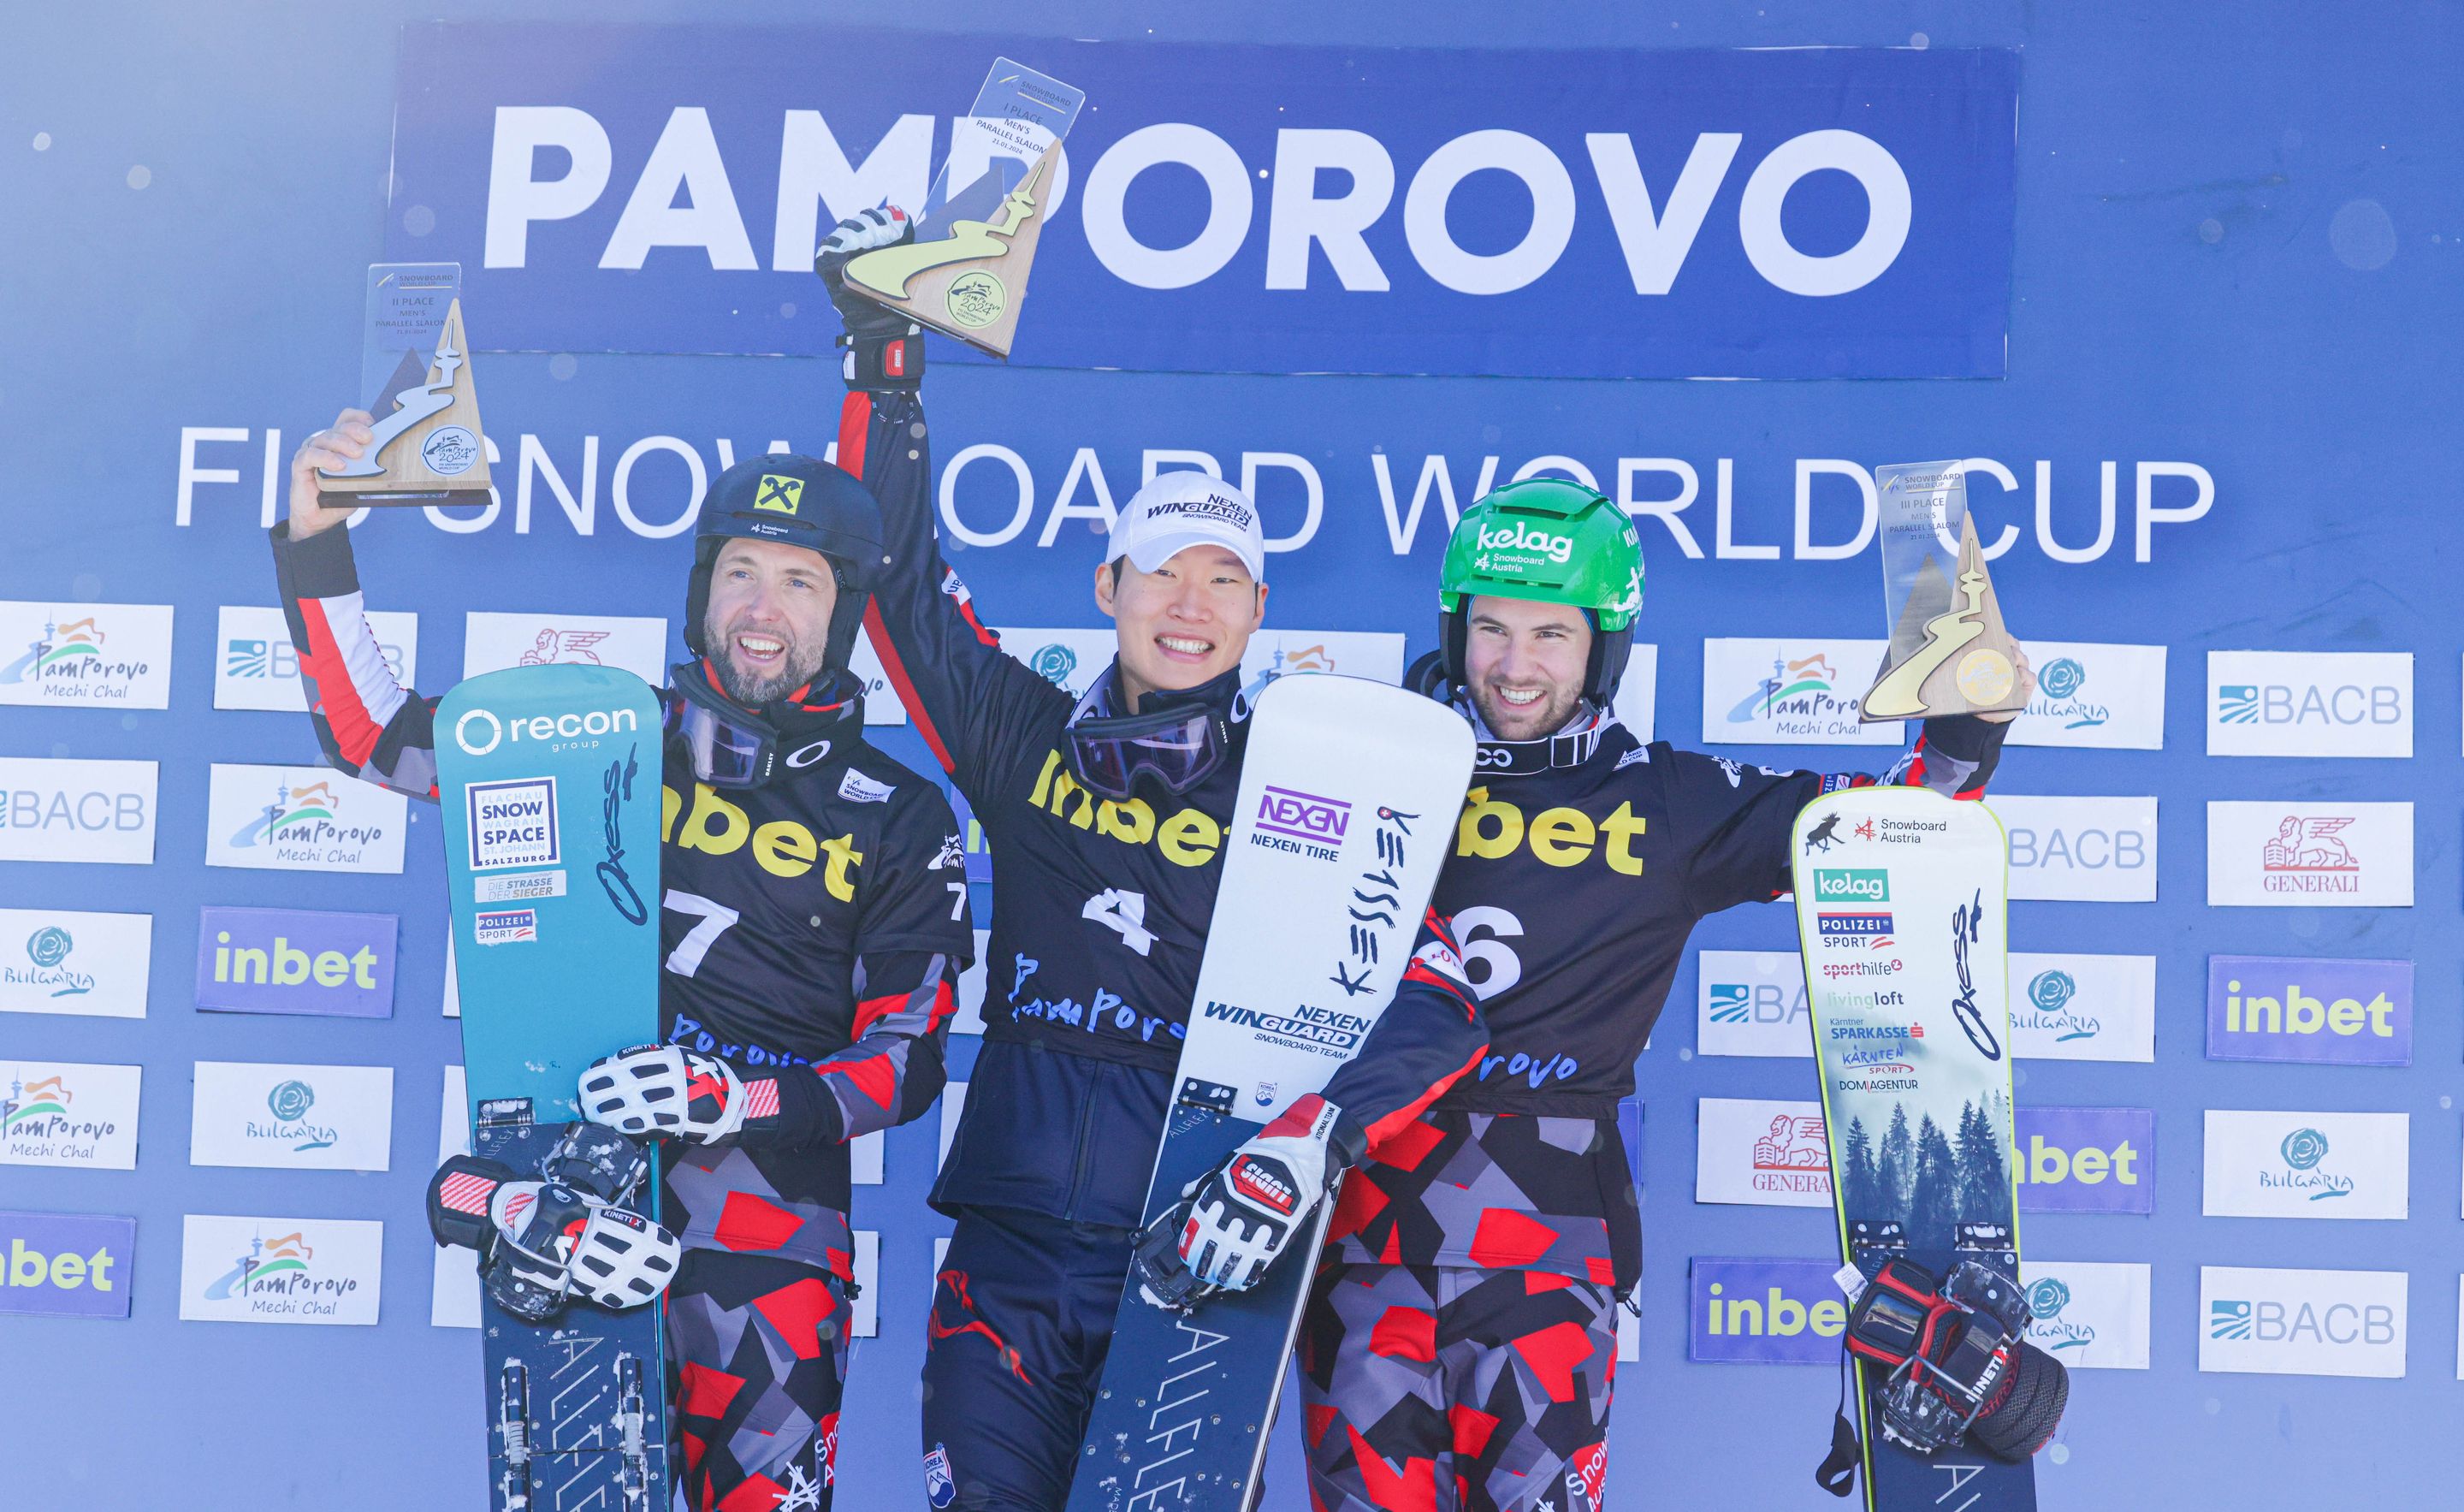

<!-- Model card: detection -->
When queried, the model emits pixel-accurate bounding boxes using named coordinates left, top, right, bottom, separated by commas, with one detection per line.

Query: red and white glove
left=578, top=1044, right=748, bottom=1143
left=428, top=1153, right=681, bottom=1319
left=814, top=206, right=923, bottom=387
left=1176, top=1094, right=1348, bottom=1293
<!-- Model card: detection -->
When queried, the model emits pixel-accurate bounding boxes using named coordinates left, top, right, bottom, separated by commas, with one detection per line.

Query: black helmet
left=683, top=455, right=891, bottom=674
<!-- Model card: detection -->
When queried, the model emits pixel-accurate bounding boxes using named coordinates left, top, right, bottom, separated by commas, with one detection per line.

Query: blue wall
left=3, top=3, right=2458, bottom=1508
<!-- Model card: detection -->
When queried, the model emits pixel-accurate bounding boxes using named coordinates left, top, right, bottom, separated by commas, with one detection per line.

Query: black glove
left=815, top=207, right=924, bottom=388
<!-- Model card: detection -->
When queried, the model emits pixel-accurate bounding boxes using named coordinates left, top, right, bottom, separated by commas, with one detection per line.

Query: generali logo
left=2207, top=802, right=2411, bottom=909
left=2260, top=815, right=2360, bottom=893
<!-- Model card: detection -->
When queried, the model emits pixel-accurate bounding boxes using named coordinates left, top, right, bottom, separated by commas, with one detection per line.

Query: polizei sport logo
left=1199, top=999, right=1368, bottom=1056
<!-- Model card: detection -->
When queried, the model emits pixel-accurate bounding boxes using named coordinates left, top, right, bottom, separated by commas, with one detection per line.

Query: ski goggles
left=1065, top=702, right=1229, bottom=800
left=667, top=661, right=818, bottom=790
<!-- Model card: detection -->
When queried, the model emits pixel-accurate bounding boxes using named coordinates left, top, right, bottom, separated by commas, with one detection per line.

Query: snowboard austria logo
left=1251, top=784, right=1349, bottom=863
left=0, top=608, right=168, bottom=707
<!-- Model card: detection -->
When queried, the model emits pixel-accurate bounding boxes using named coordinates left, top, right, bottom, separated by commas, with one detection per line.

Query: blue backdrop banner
left=385, top=26, right=2018, bottom=378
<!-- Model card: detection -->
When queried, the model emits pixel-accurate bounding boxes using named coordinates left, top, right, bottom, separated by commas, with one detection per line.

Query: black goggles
left=666, top=663, right=789, bottom=790
left=1064, top=703, right=1229, bottom=801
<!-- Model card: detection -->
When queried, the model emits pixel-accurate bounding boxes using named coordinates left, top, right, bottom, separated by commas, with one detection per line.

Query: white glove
left=428, top=1154, right=682, bottom=1319
left=1176, top=1094, right=1345, bottom=1292
left=578, top=1043, right=749, bottom=1143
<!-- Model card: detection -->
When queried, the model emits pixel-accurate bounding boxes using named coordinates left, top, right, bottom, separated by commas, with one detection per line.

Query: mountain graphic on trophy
left=1862, top=462, right=2026, bottom=721
left=841, top=59, right=1084, bottom=359
left=317, top=263, right=491, bottom=507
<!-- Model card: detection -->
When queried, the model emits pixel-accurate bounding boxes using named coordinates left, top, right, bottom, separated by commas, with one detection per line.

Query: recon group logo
left=1700, top=639, right=1899, bottom=746
left=0, top=602, right=174, bottom=709
left=0, top=1060, right=142, bottom=1170
left=204, top=763, right=408, bottom=875
left=2007, top=952, right=2156, bottom=1063
left=1985, top=794, right=2156, bottom=903
left=2005, top=642, right=2166, bottom=750
left=2013, top=1105, right=2152, bottom=1214
left=0, top=756, right=159, bottom=865
left=0, top=1209, right=135, bottom=1319
left=2206, top=801, right=2413, bottom=907
left=2200, top=1265, right=2406, bottom=1379
left=2206, top=955, right=2410, bottom=1066
left=0, top=908, right=152, bottom=1019
left=188, top=1061, right=394, bottom=1171
left=213, top=604, right=418, bottom=712
left=461, top=611, right=670, bottom=682
left=179, top=1213, right=383, bottom=1325
left=1694, top=1097, right=1830, bottom=1208
left=2201, top=1109, right=2408, bottom=1221
left=2021, top=1260, right=2152, bottom=1370
left=1696, top=949, right=1811, bottom=1058
left=2206, top=650, right=2411, bottom=758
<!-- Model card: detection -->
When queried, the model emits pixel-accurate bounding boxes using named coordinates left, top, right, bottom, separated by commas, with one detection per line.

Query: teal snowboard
left=437, top=665, right=668, bottom=1512
left=1791, top=787, right=2040, bottom=1512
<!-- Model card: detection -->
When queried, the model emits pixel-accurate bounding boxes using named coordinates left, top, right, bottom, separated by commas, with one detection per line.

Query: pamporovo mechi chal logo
left=229, top=779, right=342, bottom=849
left=0, top=614, right=149, bottom=697
left=203, top=1230, right=317, bottom=1300
left=2, top=1071, right=72, bottom=1135
left=1730, top=650, right=1847, bottom=723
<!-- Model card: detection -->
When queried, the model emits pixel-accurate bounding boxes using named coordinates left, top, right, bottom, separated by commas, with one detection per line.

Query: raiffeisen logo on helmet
left=1475, top=521, right=1575, bottom=566
left=754, top=474, right=804, bottom=514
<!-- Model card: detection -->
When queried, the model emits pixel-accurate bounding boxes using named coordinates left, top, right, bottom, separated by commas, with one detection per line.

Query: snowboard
left=1790, top=786, right=2036, bottom=1512
left=436, top=665, right=669, bottom=1512
left=1065, top=673, right=1474, bottom=1512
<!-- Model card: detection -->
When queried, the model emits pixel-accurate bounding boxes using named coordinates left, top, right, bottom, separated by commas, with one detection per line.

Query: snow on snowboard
left=1067, top=673, right=1473, bottom=1512
left=1792, top=786, right=2060, bottom=1512
left=437, top=664, right=670, bottom=1511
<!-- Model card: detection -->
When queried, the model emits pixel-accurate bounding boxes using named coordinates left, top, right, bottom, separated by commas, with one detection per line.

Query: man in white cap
left=820, top=209, right=1488, bottom=1510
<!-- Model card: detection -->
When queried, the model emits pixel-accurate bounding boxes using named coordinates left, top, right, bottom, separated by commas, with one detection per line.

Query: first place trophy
left=316, top=262, right=492, bottom=507
left=1861, top=461, right=2026, bottom=722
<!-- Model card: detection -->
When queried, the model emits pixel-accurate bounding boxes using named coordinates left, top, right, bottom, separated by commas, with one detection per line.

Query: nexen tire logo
left=454, top=705, right=639, bottom=755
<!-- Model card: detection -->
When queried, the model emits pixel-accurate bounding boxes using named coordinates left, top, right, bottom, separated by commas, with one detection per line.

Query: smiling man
left=818, top=208, right=1487, bottom=1511
left=1294, top=478, right=2032, bottom=1512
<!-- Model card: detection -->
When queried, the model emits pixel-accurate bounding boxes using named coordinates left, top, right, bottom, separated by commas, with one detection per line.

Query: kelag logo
left=1688, top=1257, right=1845, bottom=1364
left=1813, top=869, right=1888, bottom=903
left=0, top=1209, right=134, bottom=1319
left=0, top=603, right=173, bottom=709
left=196, top=906, right=399, bottom=1018
left=2014, top=1106, right=2153, bottom=1214
left=2206, top=956, right=2409, bottom=1066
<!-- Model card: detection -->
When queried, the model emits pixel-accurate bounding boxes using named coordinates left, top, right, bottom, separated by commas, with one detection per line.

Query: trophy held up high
left=1862, top=461, right=2026, bottom=722
left=317, top=262, right=491, bottom=508
left=841, top=60, right=1084, bottom=359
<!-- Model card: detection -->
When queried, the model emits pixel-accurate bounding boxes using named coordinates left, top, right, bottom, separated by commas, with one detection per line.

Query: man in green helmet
left=1289, top=478, right=2032, bottom=1512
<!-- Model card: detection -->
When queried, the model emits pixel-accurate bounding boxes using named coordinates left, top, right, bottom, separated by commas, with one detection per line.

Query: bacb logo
left=2199, top=1266, right=2405, bottom=1378
left=2206, top=651, right=2411, bottom=758
left=0, top=756, right=159, bottom=865
left=2210, top=1300, right=2253, bottom=1341
left=215, top=605, right=416, bottom=712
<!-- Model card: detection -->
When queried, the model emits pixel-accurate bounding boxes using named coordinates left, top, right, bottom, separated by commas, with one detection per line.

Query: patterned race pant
left=1300, top=1262, right=1617, bottom=1512
left=667, top=1248, right=852, bottom=1512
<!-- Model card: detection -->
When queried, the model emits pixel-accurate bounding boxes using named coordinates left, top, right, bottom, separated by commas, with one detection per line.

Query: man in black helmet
left=274, top=410, right=975, bottom=1510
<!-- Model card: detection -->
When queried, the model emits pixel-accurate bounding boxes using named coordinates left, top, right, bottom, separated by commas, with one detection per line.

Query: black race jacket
left=270, top=522, right=973, bottom=1278
left=837, top=380, right=1486, bottom=1230
left=1325, top=708, right=2009, bottom=1294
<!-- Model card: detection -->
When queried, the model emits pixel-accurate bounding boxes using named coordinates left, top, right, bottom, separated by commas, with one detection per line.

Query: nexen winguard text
left=1198, top=999, right=1366, bottom=1055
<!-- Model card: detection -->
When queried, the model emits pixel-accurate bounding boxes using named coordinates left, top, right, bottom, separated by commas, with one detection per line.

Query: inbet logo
left=2014, top=1106, right=2153, bottom=1214
left=1455, top=786, right=1648, bottom=875
left=0, top=1210, right=133, bottom=1319
left=196, top=907, right=399, bottom=1019
left=2207, top=956, right=2410, bottom=1066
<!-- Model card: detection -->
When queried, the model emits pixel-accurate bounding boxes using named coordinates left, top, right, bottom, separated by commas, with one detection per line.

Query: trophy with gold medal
left=1862, top=462, right=2028, bottom=723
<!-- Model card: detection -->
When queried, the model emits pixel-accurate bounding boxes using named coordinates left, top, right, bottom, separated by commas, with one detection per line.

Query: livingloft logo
left=2265, top=1127, right=2352, bottom=1202
left=246, top=1079, right=336, bottom=1153
left=7, top=925, right=93, bottom=998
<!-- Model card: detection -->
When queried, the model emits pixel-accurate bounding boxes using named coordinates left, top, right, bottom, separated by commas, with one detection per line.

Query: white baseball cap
left=1106, top=471, right=1266, bottom=582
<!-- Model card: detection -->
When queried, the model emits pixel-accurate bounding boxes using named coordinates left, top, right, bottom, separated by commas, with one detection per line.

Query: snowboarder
left=273, top=413, right=975, bottom=1510
left=817, top=208, right=1490, bottom=1510
left=1294, top=478, right=2033, bottom=1512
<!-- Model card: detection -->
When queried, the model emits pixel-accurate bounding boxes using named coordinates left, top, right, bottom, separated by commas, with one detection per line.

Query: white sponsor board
left=442, top=933, right=459, bottom=1017
left=180, top=1213, right=384, bottom=1326
left=2207, top=650, right=2412, bottom=758
left=463, top=611, right=670, bottom=683
left=1612, top=642, right=1659, bottom=743
left=2008, top=952, right=2156, bottom=1062
left=2006, top=641, right=2166, bottom=750
left=0, top=1058, right=140, bottom=1170
left=433, top=1065, right=479, bottom=1327
left=1241, top=630, right=1408, bottom=686
left=2201, top=1109, right=2408, bottom=1221
left=2023, top=1260, right=2151, bottom=1370
left=2200, top=1266, right=2406, bottom=1379
left=994, top=626, right=1117, bottom=697
left=848, top=626, right=906, bottom=725
left=852, top=1128, right=884, bottom=1185
left=1695, top=1097, right=1830, bottom=1208
left=852, top=1229, right=880, bottom=1339
left=2456, top=1276, right=2463, bottom=1382
left=1697, top=949, right=1812, bottom=1058
left=189, top=1060, right=395, bottom=1173
left=0, top=756, right=158, bottom=865
left=1985, top=795, right=2157, bottom=902
left=0, top=906, right=151, bottom=1018
left=204, top=762, right=408, bottom=874
left=1701, top=638, right=1899, bottom=745
left=2206, top=801, right=2413, bottom=908
left=214, top=604, right=419, bottom=712
left=950, top=929, right=992, bottom=1035
left=0, top=601, right=174, bottom=708
left=939, top=1080, right=969, bottom=1171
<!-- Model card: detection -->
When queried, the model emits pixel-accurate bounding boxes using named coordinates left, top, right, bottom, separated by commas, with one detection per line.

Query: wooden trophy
left=1863, top=471, right=2025, bottom=721
left=842, top=140, right=1061, bottom=359
left=317, top=294, right=491, bottom=507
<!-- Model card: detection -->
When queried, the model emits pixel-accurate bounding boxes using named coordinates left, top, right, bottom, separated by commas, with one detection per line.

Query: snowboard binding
left=1840, top=1257, right=2069, bottom=1463
left=427, top=1123, right=681, bottom=1324
left=1128, top=1192, right=1215, bottom=1313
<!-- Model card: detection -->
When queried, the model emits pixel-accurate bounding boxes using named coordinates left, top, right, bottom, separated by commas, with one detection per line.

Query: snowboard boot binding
left=426, top=1123, right=681, bottom=1323
left=1839, top=1256, right=2070, bottom=1462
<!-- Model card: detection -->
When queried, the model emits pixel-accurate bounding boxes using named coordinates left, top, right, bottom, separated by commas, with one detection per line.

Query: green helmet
left=1435, top=478, right=1645, bottom=704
